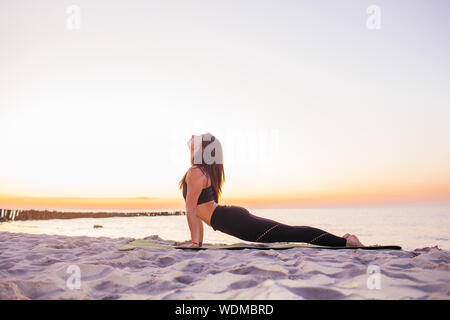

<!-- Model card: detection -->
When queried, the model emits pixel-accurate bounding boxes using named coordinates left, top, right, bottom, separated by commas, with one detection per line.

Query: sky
left=0, top=0, right=449, bottom=210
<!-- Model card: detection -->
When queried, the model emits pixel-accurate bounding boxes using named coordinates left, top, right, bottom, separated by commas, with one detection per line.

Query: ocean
left=2, top=207, right=449, bottom=251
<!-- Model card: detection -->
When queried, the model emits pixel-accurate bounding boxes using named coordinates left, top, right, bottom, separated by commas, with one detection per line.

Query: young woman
left=179, top=133, right=364, bottom=248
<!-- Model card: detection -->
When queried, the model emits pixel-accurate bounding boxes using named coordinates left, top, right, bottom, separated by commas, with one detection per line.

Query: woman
left=179, top=133, right=364, bottom=248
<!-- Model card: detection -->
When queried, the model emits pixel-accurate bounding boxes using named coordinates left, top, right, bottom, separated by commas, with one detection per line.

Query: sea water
left=2, top=207, right=449, bottom=251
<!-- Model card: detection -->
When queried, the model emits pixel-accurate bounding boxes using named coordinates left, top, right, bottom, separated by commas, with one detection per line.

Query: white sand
left=0, top=231, right=449, bottom=300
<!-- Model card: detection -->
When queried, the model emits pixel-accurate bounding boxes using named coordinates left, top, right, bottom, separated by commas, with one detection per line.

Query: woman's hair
left=179, top=133, right=225, bottom=202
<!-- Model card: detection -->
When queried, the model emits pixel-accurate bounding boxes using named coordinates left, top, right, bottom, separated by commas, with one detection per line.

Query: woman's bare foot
left=344, top=234, right=364, bottom=247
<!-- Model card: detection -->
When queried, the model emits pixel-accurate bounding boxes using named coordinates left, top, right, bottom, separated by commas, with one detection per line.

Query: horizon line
left=1, top=193, right=449, bottom=211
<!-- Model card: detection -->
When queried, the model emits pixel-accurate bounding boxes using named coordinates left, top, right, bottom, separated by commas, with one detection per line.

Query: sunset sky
left=1, top=0, right=450, bottom=210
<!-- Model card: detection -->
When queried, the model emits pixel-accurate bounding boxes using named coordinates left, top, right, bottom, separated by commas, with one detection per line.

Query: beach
left=1, top=207, right=448, bottom=251
left=2, top=0, right=450, bottom=304
left=0, top=231, right=449, bottom=300
left=1, top=207, right=449, bottom=300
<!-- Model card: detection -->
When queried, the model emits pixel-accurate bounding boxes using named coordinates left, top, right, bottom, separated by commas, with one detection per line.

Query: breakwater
left=0, top=209, right=185, bottom=221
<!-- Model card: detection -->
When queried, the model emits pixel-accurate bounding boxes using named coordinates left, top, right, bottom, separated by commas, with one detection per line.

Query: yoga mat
left=119, top=239, right=402, bottom=251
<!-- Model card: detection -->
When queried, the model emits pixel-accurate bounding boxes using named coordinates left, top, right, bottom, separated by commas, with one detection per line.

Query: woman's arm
left=185, top=167, right=205, bottom=246
left=194, top=218, right=204, bottom=247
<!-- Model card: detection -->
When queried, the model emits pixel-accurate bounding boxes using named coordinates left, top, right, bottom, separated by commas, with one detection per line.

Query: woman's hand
left=190, top=241, right=202, bottom=248
left=178, top=241, right=202, bottom=248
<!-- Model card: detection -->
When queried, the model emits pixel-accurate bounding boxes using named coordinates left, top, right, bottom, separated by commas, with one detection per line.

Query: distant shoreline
left=0, top=209, right=185, bottom=221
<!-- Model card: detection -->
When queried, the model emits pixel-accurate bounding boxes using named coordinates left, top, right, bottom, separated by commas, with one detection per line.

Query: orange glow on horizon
left=0, top=194, right=185, bottom=211
left=1, top=182, right=449, bottom=210
left=223, top=181, right=450, bottom=208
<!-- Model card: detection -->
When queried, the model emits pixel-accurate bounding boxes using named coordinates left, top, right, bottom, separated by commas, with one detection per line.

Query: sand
left=0, top=232, right=449, bottom=300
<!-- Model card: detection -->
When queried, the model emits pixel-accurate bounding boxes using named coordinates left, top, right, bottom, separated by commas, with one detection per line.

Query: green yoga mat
left=119, top=239, right=402, bottom=251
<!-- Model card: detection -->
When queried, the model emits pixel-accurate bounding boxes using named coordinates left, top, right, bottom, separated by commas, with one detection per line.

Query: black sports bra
left=182, top=180, right=215, bottom=205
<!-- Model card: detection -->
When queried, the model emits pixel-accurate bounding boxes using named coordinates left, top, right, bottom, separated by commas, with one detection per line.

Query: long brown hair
left=178, top=133, right=225, bottom=202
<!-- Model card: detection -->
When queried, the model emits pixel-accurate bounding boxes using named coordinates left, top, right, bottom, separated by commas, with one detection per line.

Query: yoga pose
left=179, top=133, right=364, bottom=248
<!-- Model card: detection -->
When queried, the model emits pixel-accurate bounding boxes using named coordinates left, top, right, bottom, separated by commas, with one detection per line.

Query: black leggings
left=210, top=205, right=347, bottom=247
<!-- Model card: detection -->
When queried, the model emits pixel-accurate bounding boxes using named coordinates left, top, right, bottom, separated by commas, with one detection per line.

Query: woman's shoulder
left=186, top=166, right=207, bottom=181
left=187, top=165, right=203, bottom=176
